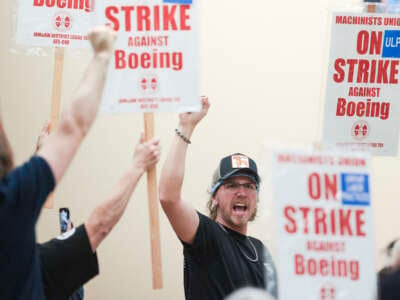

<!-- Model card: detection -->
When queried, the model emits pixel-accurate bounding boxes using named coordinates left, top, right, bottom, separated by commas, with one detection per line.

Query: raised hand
left=178, top=96, right=210, bottom=130
left=132, top=133, right=161, bottom=172
left=88, top=26, right=117, bottom=55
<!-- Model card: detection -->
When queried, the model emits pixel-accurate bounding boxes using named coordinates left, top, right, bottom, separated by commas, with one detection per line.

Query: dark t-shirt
left=38, top=224, right=99, bottom=300
left=183, top=212, right=278, bottom=300
left=0, top=156, right=55, bottom=300
left=379, top=267, right=400, bottom=300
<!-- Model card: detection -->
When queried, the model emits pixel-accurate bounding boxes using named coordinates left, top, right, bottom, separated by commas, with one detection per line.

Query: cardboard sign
left=15, top=0, right=94, bottom=48
left=272, top=149, right=376, bottom=300
left=96, top=0, right=200, bottom=113
left=323, top=13, right=400, bottom=156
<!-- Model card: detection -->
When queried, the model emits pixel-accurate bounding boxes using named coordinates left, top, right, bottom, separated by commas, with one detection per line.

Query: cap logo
left=231, top=155, right=250, bottom=168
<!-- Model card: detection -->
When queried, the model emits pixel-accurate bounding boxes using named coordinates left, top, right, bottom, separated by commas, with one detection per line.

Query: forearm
left=37, top=54, right=112, bottom=183
left=159, top=126, right=194, bottom=204
left=68, top=53, right=110, bottom=137
left=85, top=164, right=145, bottom=252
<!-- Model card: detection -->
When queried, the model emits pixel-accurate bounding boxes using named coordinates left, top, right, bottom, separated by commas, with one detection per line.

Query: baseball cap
left=210, top=153, right=260, bottom=196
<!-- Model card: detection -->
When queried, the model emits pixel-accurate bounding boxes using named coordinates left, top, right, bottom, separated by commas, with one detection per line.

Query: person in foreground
left=0, top=26, right=117, bottom=299
left=159, top=97, right=278, bottom=299
left=35, top=126, right=160, bottom=300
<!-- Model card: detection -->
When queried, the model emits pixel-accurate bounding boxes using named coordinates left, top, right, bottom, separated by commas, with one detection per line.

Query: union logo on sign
left=320, top=283, right=336, bottom=300
left=351, top=120, right=369, bottom=141
left=53, top=11, right=73, bottom=32
left=137, top=74, right=159, bottom=95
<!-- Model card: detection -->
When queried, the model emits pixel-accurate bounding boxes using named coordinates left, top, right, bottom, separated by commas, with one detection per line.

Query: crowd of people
left=1, top=24, right=397, bottom=300
left=0, top=25, right=277, bottom=300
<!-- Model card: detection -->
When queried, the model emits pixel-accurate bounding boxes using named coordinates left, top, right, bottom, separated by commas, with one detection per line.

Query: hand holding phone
left=59, top=208, right=71, bottom=233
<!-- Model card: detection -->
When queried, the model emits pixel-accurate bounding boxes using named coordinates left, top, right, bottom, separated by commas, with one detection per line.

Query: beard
left=218, top=204, right=258, bottom=228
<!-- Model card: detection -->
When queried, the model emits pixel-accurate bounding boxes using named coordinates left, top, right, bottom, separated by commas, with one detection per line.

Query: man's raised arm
left=159, top=97, right=210, bottom=244
left=85, top=134, right=161, bottom=252
left=37, top=26, right=116, bottom=184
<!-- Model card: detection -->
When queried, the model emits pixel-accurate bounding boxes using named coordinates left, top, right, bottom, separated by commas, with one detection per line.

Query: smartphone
left=59, top=207, right=70, bottom=233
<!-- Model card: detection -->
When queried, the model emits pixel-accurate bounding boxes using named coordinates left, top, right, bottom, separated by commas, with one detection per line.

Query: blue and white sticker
left=382, top=30, right=400, bottom=58
left=163, top=0, right=192, bottom=4
left=341, top=173, right=370, bottom=206
left=56, top=228, right=76, bottom=240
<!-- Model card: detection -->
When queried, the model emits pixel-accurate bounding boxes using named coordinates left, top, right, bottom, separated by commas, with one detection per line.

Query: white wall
left=1, top=0, right=397, bottom=299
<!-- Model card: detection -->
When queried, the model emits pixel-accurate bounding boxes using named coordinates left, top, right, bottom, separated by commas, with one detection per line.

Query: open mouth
left=233, top=204, right=248, bottom=213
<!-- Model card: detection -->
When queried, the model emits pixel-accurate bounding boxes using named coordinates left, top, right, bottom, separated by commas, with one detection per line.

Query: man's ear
left=212, top=197, right=218, bottom=207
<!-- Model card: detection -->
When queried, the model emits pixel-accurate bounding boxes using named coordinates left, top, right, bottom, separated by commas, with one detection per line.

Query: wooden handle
left=366, top=3, right=377, bottom=13
left=44, top=47, right=65, bottom=209
left=144, top=113, right=163, bottom=289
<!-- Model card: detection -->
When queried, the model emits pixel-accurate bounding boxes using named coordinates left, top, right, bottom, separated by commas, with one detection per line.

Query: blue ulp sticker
left=382, top=30, right=400, bottom=58
left=163, top=0, right=192, bottom=4
left=341, top=173, right=370, bottom=206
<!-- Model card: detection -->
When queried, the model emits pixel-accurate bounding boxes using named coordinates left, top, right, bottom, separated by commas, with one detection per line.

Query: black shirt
left=38, top=224, right=99, bottom=300
left=0, top=156, right=55, bottom=300
left=379, top=267, right=400, bottom=300
left=183, top=212, right=277, bottom=300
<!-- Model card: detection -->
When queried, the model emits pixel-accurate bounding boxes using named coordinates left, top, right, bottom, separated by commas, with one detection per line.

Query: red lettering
left=356, top=31, right=382, bottom=55
left=324, top=174, right=337, bottom=200
left=115, top=50, right=126, bottom=69
left=333, top=58, right=345, bottom=82
left=347, top=101, right=356, bottom=116
left=293, top=253, right=360, bottom=280
left=299, top=207, right=311, bottom=234
left=121, top=6, right=135, bottom=31
left=106, top=6, right=120, bottom=31
left=370, top=31, right=383, bottom=55
left=336, top=98, right=346, bottom=116
left=113, top=49, right=183, bottom=71
left=357, top=30, right=369, bottom=55
left=390, top=60, right=399, bottom=84
left=339, top=209, right=353, bottom=236
left=154, top=6, right=160, bottom=31
left=163, top=5, right=178, bottom=30
left=141, top=52, right=151, bottom=68
left=330, top=209, right=336, bottom=235
left=58, top=0, right=66, bottom=9
left=104, top=5, right=191, bottom=32
left=335, top=98, right=390, bottom=120
left=320, top=259, right=329, bottom=276
left=137, top=6, right=151, bottom=31
left=282, top=207, right=367, bottom=237
left=333, top=58, right=398, bottom=84
left=295, top=254, right=305, bottom=275
left=355, top=209, right=366, bottom=237
left=284, top=206, right=297, bottom=234
left=356, top=101, right=365, bottom=117
left=347, top=59, right=358, bottom=82
left=377, top=60, right=389, bottom=83
left=180, top=5, right=191, bottom=30
left=33, top=0, right=90, bottom=12
left=357, top=59, right=369, bottom=83
left=308, top=173, right=320, bottom=200
left=315, top=208, right=327, bottom=234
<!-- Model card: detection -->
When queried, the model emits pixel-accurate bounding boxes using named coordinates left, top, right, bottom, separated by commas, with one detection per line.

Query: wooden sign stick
left=366, top=2, right=377, bottom=13
left=144, top=112, right=163, bottom=289
left=44, top=47, right=65, bottom=209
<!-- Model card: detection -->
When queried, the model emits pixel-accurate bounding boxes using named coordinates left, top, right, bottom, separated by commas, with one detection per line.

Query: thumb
left=44, top=120, right=51, bottom=133
left=151, top=137, right=160, bottom=145
left=139, top=132, right=145, bottom=144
